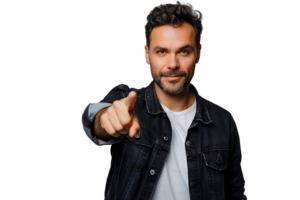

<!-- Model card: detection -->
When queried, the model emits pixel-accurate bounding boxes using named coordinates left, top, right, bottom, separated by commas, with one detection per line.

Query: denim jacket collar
left=145, top=80, right=213, bottom=124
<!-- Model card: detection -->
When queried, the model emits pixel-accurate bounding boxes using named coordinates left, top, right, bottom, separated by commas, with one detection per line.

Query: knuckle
left=115, top=125, right=124, bottom=133
left=124, top=117, right=132, bottom=124
left=104, top=127, right=111, bottom=133
left=112, top=100, right=120, bottom=107
left=119, top=116, right=130, bottom=127
left=123, top=121, right=131, bottom=131
left=106, top=106, right=113, bottom=114
left=104, top=110, right=110, bottom=117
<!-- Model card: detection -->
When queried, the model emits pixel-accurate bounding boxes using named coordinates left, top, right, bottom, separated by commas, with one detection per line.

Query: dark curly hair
left=145, top=1, right=203, bottom=51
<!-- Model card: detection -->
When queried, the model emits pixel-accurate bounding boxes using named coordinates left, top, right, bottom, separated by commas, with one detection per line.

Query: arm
left=225, top=111, right=249, bottom=200
left=82, top=102, right=123, bottom=145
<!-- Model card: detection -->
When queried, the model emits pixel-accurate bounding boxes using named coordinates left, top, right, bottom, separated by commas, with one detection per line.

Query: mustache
left=161, top=72, right=185, bottom=76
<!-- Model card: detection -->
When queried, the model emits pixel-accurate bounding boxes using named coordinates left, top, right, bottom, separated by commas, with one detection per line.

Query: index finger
left=124, top=91, right=137, bottom=111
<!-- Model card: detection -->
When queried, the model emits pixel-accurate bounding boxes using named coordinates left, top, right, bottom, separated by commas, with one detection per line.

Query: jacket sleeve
left=225, top=113, right=247, bottom=200
left=81, top=84, right=130, bottom=146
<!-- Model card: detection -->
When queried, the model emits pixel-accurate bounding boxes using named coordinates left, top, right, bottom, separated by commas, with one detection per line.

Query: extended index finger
left=124, top=91, right=137, bottom=111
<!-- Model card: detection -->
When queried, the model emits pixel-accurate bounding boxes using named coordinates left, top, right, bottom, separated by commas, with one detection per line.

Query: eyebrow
left=152, top=44, right=195, bottom=52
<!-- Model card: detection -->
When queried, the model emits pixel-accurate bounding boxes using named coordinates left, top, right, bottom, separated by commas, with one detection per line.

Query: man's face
left=145, top=22, right=201, bottom=95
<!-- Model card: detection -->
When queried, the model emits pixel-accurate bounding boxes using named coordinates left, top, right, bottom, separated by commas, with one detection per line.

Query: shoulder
left=115, top=84, right=146, bottom=98
left=200, top=95, right=235, bottom=121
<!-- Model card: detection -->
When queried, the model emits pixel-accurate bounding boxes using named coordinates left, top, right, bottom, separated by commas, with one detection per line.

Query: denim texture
left=82, top=80, right=247, bottom=200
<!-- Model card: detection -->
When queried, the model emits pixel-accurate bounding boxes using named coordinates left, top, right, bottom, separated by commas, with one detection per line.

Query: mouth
left=163, top=76, right=181, bottom=80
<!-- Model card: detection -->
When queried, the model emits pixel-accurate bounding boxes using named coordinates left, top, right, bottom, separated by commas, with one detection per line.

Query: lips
left=163, top=76, right=181, bottom=80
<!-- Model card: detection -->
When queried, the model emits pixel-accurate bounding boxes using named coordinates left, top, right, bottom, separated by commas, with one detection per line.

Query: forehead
left=149, top=22, right=196, bottom=48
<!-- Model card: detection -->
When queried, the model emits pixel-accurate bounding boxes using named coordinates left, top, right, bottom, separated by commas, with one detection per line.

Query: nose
left=168, top=55, right=179, bottom=70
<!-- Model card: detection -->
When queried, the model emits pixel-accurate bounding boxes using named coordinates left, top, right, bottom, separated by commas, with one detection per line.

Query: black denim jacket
left=82, top=80, right=247, bottom=200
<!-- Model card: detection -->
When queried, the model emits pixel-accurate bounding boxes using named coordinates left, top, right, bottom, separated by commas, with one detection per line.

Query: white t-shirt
left=152, top=93, right=196, bottom=200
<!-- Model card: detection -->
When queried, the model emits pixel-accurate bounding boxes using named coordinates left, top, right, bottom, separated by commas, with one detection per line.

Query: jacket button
left=163, top=136, right=168, bottom=141
left=135, top=132, right=140, bottom=138
left=189, top=182, right=198, bottom=188
left=185, top=141, right=192, bottom=147
left=150, top=169, right=155, bottom=175
left=216, top=154, right=222, bottom=165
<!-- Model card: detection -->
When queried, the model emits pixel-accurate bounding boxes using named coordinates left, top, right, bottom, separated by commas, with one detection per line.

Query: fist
left=100, top=91, right=141, bottom=138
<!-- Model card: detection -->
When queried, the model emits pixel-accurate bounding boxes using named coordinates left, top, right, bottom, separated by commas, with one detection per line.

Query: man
left=82, top=1, right=246, bottom=200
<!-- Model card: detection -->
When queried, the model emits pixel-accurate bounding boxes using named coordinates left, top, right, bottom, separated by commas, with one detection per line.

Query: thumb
left=128, top=114, right=140, bottom=138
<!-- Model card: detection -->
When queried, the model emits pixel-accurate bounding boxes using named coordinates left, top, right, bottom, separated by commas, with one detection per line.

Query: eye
left=158, top=50, right=165, bottom=54
left=157, top=50, right=190, bottom=54
left=181, top=50, right=190, bottom=53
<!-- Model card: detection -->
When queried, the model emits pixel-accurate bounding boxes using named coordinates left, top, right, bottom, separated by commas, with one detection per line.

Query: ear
left=195, top=44, right=201, bottom=63
left=197, top=43, right=203, bottom=62
left=145, top=45, right=150, bottom=64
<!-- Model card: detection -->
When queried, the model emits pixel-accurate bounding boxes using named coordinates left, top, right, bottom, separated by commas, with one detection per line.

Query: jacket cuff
left=82, top=102, right=122, bottom=145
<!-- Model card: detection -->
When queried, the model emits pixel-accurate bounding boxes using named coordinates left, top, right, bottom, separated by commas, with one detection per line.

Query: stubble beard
left=150, top=65, right=195, bottom=96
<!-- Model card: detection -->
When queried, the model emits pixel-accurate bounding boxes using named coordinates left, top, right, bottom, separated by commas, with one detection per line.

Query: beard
left=150, top=64, right=196, bottom=96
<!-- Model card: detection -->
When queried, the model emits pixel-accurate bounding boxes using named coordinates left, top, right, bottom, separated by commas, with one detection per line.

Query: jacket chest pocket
left=203, top=149, right=229, bottom=194
left=121, top=126, right=154, bottom=171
